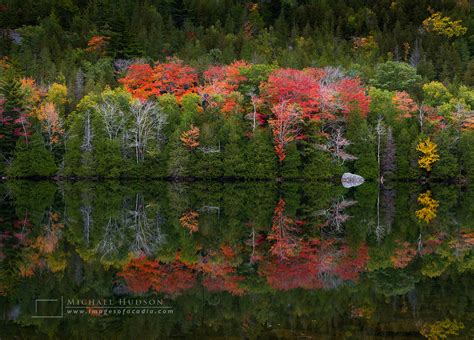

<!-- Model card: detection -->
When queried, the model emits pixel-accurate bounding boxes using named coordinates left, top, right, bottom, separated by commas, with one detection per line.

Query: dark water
left=0, top=180, right=472, bottom=339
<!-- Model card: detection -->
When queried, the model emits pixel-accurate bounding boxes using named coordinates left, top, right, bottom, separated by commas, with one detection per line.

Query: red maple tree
left=260, top=68, right=321, bottom=118
left=200, top=61, right=249, bottom=113
left=268, top=102, right=303, bottom=161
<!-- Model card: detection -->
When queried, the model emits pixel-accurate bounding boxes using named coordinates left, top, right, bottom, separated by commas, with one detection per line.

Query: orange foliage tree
left=199, top=61, right=249, bottom=113
left=179, top=210, right=199, bottom=233
left=37, top=102, right=63, bottom=147
left=180, top=125, right=200, bottom=149
left=393, top=91, right=418, bottom=118
left=119, top=58, right=198, bottom=100
left=86, top=35, right=109, bottom=54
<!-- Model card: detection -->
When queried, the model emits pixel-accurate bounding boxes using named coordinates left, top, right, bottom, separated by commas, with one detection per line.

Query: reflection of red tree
left=260, top=241, right=322, bottom=290
left=202, top=275, right=246, bottom=296
left=421, top=233, right=446, bottom=256
left=391, top=241, right=417, bottom=268
left=267, top=198, right=301, bottom=260
left=199, top=246, right=246, bottom=296
left=334, top=244, right=369, bottom=281
left=260, top=239, right=369, bottom=290
left=118, top=257, right=197, bottom=295
left=453, top=229, right=474, bottom=250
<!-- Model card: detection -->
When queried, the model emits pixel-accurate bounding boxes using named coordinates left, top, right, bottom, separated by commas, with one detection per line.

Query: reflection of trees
left=375, top=187, right=396, bottom=243
left=268, top=198, right=301, bottom=260
left=80, top=204, right=92, bottom=247
left=315, top=197, right=357, bottom=236
left=370, top=268, right=419, bottom=297
left=117, top=258, right=196, bottom=295
left=95, top=194, right=165, bottom=259
left=416, top=190, right=439, bottom=224
left=127, top=194, right=165, bottom=256
left=94, top=217, right=124, bottom=260
left=420, top=319, right=464, bottom=339
left=260, top=240, right=369, bottom=291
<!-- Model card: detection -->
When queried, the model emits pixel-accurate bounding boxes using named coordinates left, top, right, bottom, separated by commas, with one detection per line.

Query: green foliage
left=431, top=131, right=459, bottom=179
left=8, top=133, right=57, bottom=177
left=422, top=81, right=452, bottom=107
left=302, top=146, right=341, bottom=180
left=0, top=72, right=26, bottom=161
left=347, top=114, right=378, bottom=180
left=245, top=128, right=277, bottom=179
left=222, top=120, right=247, bottom=178
left=460, top=131, right=474, bottom=181
left=395, top=126, right=419, bottom=180
left=0, top=2, right=471, bottom=181
left=280, top=143, right=301, bottom=179
left=369, top=61, right=422, bottom=92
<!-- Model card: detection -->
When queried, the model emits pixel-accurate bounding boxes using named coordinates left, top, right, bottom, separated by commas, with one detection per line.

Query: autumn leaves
left=119, top=59, right=371, bottom=164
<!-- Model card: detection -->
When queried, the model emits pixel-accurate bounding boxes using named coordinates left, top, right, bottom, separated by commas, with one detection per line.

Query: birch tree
left=129, top=100, right=167, bottom=163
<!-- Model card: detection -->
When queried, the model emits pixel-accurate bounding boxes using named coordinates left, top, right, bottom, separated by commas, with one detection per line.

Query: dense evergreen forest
left=0, top=0, right=473, bottom=180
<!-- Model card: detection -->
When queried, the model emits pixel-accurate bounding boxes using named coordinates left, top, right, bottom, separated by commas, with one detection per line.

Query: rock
left=341, top=172, right=365, bottom=188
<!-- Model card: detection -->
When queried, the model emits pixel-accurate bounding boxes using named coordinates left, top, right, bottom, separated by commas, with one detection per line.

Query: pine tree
left=0, top=72, right=25, bottom=162
left=431, top=131, right=459, bottom=180
left=222, top=121, right=247, bottom=178
left=302, top=146, right=341, bottom=180
left=395, top=126, right=419, bottom=180
left=8, top=132, right=57, bottom=177
left=280, top=142, right=301, bottom=179
left=167, top=130, right=191, bottom=178
left=347, top=114, right=378, bottom=180
left=382, top=127, right=396, bottom=179
left=460, top=131, right=474, bottom=181
left=245, top=128, right=277, bottom=179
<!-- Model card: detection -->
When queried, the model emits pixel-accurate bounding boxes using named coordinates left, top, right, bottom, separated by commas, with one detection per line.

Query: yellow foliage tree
left=422, top=12, right=467, bottom=38
left=46, top=83, right=68, bottom=114
left=416, top=191, right=439, bottom=224
left=417, top=137, right=440, bottom=171
left=420, top=319, right=464, bottom=339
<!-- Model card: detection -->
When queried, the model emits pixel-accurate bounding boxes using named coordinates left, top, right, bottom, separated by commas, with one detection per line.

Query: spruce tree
left=245, top=128, right=277, bottom=179
left=347, top=113, right=378, bottom=180
left=280, top=142, right=301, bottom=179
left=8, top=132, right=57, bottom=177
left=302, top=146, right=341, bottom=180
left=0, top=72, right=25, bottom=162
left=460, top=131, right=474, bottom=182
left=222, top=121, right=247, bottom=178
left=431, top=130, right=460, bottom=180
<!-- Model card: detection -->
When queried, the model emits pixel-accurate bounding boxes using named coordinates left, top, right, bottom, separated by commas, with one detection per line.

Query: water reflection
left=0, top=180, right=472, bottom=338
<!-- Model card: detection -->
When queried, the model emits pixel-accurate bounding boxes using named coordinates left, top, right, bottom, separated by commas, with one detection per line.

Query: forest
left=0, top=0, right=473, bottom=181
left=0, top=1, right=473, bottom=338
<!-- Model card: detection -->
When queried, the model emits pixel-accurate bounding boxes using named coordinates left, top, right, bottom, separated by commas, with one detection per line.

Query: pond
left=0, top=180, right=472, bottom=339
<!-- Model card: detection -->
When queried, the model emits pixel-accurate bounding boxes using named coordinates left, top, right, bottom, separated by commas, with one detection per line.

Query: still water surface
left=0, top=180, right=472, bottom=338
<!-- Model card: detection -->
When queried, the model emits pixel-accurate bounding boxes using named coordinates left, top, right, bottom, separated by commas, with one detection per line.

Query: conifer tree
left=9, top=132, right=57, bottom=177
left=245, top=128, right=277, bottom=179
